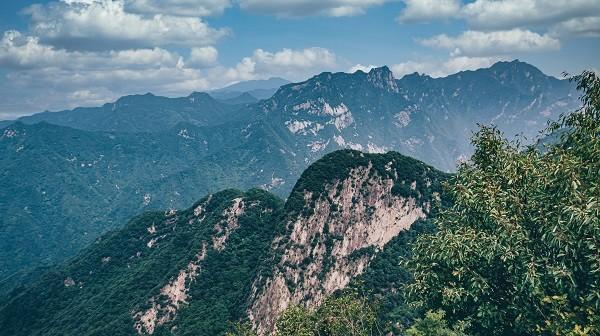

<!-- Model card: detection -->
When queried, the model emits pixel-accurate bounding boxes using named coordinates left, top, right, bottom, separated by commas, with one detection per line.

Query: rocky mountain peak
left=488, top=59, right=550, bottom=82
left=247, top=150, right=448, bottom=334
left=186, top=91, right=219, bottom=104
left=367, top=66, right=399, bottom=92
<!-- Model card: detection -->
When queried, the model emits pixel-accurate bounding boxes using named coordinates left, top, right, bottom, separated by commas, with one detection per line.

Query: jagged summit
left=269, top=66, right=400, bottom=103
left=489, top=59, right=544, bottom=73
left=399, top=71, right=431, bottom=80
left=439, top=59, right=555, bottom=83
left=187, top=91, right=214, bottom=99
left=366, top=66, right=398, bottom=92
left=487, top=59, right=557, bottom=85
left=367, top=65, right=392, bottom=75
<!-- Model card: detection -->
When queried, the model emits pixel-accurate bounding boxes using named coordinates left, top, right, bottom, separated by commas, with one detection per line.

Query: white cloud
left=188, top=46, right=219, bottom=67
left=253, top=47, right=336, bottom=69
left=125, top=0, right=231, bottom=17
left=421, top=29, right=560, bottom=56
left=461, top=0, right=600, bottom=30
left=396, top=0, right=600, bottom=31
left=238, top=0, right=387, bottom=17
left=0, top=31, right=182, bottom=70
left=348, top=64, right=377, bottom=73
left=0, top=31, right=70, bottom=69
left=440, top=56, right=502, bottom=74
left=0, top=30, right=198, bottom=115
left=223, top=47, right=337, bottom=81
left=391, top=56, right=502, bottom=78
left=397, top=0, right=460, bottom=23
left=550, top=16, right=600, bottom=37
left=23, top=0, right=229, bottom=51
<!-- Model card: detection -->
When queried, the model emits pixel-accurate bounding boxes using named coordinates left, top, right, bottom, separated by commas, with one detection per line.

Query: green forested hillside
left=13, top=92, right=250, bottom=133
left=234, top=71, right=598, bottom=336
left=0, top=189, right=284, bottom=336
left=0, top=121, right=297, bottom=294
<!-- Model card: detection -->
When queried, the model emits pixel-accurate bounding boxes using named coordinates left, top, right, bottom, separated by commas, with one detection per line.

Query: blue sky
left=0, top=0, right=599, bottom=119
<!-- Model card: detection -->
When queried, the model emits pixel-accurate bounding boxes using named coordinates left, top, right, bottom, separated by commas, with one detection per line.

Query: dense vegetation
left=406, top=71, right=600, bottom=335
left=0, top=146, right=451, bottom=336
left=228, top=293, right=378, bottom=336
left=349, top=219, right=436, bottom=333
left=0, top=189, right=284, bottom=336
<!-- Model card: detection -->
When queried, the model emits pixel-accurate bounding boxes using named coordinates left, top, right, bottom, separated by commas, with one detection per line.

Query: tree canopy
left=405, top=71, right=600, bottom=335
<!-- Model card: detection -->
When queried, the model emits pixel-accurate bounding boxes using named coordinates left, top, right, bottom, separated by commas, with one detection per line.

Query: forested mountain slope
left=0, top=150, right=448, bottom=335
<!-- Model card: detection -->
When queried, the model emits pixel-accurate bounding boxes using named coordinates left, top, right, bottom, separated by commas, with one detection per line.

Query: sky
left=0, top=0, right=599, bottom=119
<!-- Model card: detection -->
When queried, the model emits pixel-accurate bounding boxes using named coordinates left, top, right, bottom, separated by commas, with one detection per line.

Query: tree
left=275, top=305, right=315, bottom=336
left=406, top=310, right=468, bottom=336
left=405, top=71, right=600, bottom=335
left=226, top=322, right=258, bottom=336
left=275, top=293, right=378, bottom=336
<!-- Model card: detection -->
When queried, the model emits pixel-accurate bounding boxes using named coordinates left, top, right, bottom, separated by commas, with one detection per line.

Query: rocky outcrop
left=247, top=151, right=443, bottom=334
left=212, top=198, right=245, bottom=251
left=133, top=243, right=207, bottom=334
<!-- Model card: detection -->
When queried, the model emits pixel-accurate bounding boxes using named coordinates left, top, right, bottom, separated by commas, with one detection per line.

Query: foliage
left=274, top=293, right=378, bottom=336
left=405, top=71, right=600, bottom=335
left=406, top=310, right=468, bottom=336
left=275, top=306, right=315, bottom=336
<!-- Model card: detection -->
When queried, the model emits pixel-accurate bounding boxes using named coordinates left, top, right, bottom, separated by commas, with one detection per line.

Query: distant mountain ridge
left=214, top=77, right=290, bottom=93
left=11, top=92, right=250, bottom=133
left=0, top=60, right=580, bottom=294
left=250, top=60, right=577, bottom=170
left=210, top=77, right=291, bottom=100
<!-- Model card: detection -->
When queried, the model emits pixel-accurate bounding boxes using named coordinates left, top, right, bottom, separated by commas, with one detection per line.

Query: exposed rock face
left=248, top=152, right=438, bottom=334
left=134, top=195, right=252, bottom=334
left=367, top=66, right=399, bottom=93
left=212, top=198, right=245, bottom=251
left=134, top=244, right=207, bottom=334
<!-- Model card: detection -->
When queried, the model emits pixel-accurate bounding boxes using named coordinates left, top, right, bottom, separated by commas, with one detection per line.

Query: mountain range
left=0, top=60, right=580, bottom=295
